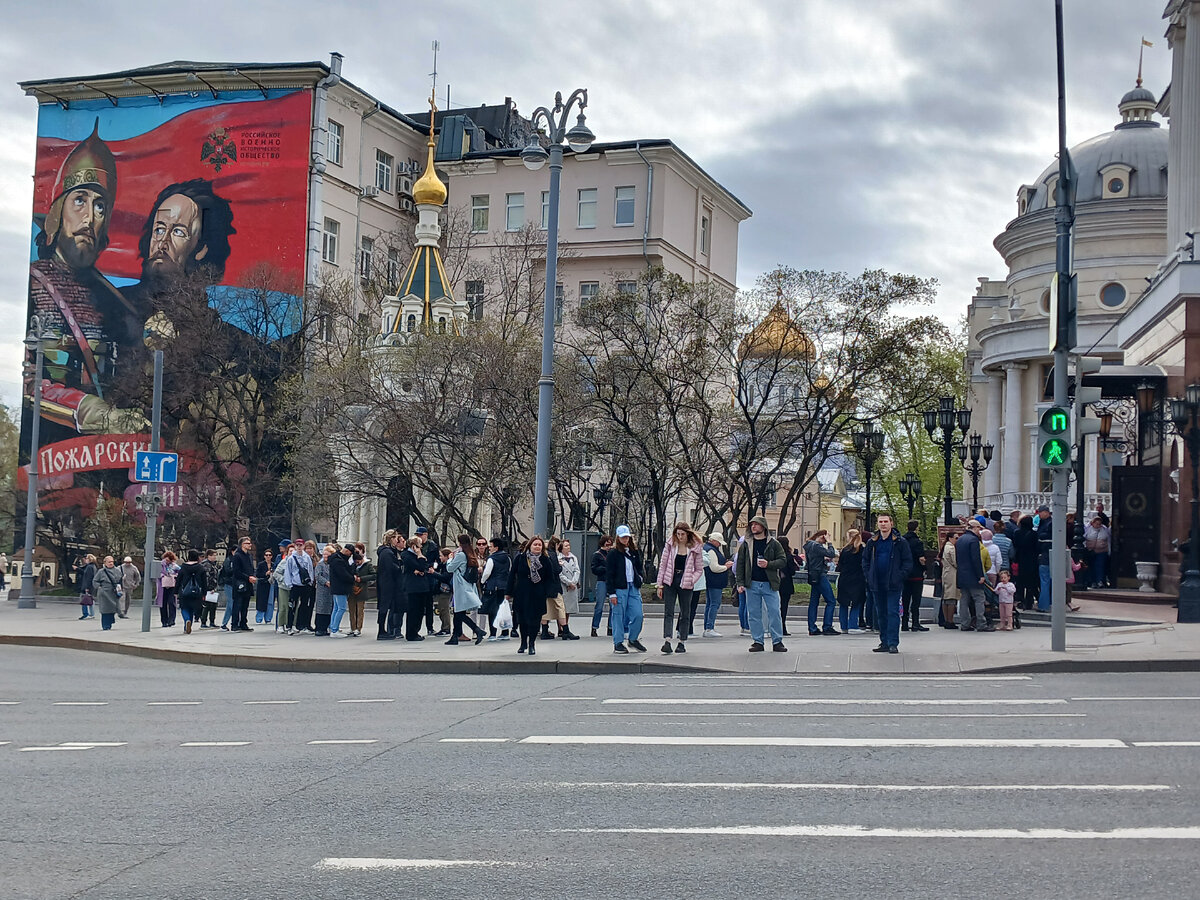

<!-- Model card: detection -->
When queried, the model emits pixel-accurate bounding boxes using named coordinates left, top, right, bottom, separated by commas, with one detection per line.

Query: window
left=471, top=195, right=490, bottom=233
left=438, top=316, right=447, bottom=334
left=555, top=282, right=565, bottom=325
left=406, top=314, right=416, bottom=333
left=387, top=248, right=401, bottom=291
left=539, top=190, right=550, bottom=230
left=1100, top=282, right=1127, bottom=308
left=322, top=218, right=339, bottom=264
left=359, top=236, right=374, bottom=282
left=616, top=280, right=637, bottom=297
left=615, top=185, right=635, bottom=226
left=700, top=212, right=711, bottom=255
left=327, top=120, right=343, bottom=166
left=375, top=150, right=393, bottom=193
left=577, top=188, right=597, bottom=228
left=1045, top=175, right=1059, bottom=208
left=466, top=280, right=485, bottom=321
left=579, top=427, right=595, bottom=468
left=1039, top=288, right=1051, bottom=316
left=505, top=192, right=524, bottom=231
left=317, top=307, right=334, bottom=342
left=579, top=281, right=600, bottom=308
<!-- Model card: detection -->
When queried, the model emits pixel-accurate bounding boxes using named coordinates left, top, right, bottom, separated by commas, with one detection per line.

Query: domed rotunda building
left=964, top=82, right=1167, bottom=517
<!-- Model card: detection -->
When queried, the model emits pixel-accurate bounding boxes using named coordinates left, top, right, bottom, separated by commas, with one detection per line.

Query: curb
left=3, top=632, right=1199, bottom=675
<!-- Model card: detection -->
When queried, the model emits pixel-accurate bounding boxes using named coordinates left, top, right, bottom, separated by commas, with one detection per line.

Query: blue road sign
left=134, top=451, right=179, bottom=484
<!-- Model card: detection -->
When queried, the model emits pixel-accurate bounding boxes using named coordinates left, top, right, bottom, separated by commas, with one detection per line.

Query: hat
left=123, top=556, right=132, bottom=563
left=707, top=531, right=725, bottom=545
left=749, top=515, right=770, bottom=531
left=615, top=525, right=632, bottom=539
left=1036, top=504, right=1050, bottom=513
left=278, top=539, right=291, bottom=548
left=416, top=526, right=428, bottom=535
left=43, top=120, right=118, bottom=242
left=292, top=538, right=305, bottom=545
left=980, top=529, right=994, bottom=541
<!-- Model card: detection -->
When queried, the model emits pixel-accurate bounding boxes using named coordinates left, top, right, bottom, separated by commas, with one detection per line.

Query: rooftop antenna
left=429, top=40, right=440, bottom=102
left=1138, top=36, right=1153, bottom=87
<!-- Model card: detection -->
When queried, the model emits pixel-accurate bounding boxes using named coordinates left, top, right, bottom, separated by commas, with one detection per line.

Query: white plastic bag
left=494, top=599, right=513, bottom=631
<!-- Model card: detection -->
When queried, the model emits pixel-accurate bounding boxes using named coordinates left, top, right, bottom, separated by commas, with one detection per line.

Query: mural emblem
left=201, top=127, right=237, bottom=172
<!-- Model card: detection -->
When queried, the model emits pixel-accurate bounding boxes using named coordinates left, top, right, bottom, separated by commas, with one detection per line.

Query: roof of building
left=406, top=99, right=529, bottom=149
left=738, top=301, right=815, bottom=361
left=392, top=245, right=454, bottom=334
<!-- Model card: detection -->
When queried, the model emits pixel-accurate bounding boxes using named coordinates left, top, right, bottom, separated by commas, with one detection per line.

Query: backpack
left=179, top=568, right=204, bottom=601
left=219, top=556, right=236, bottom=586
left=463, top=561, right=478, bottom=585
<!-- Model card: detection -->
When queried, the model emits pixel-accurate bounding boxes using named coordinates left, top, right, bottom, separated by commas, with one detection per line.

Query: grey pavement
left=1, top=646, right=1198, bottom=899
left=2, top=592, right=1196, bottom=675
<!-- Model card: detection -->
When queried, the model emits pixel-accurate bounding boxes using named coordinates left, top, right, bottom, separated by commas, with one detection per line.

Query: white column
left=1168, top=14, right=1187, bottom=247
left=1001, top=363, right=1026, bottom=508
left=1179, top=5, right=1200, bottom=246
left=983, top=371, right=1003, bottom=504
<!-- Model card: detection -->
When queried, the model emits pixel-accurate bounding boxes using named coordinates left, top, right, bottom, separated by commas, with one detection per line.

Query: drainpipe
left=633, top=142, right=654, bottom=272
left=307, top=52, right=343, bottom=289
left=353, top=100, right=382, bottom=298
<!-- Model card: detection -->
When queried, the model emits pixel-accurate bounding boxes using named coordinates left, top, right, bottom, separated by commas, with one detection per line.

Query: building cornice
left=994, top=199, right=1167, bottom=263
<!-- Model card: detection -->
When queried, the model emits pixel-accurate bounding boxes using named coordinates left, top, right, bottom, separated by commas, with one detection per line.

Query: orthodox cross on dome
left=1138, top=36, right=1154, bottom=88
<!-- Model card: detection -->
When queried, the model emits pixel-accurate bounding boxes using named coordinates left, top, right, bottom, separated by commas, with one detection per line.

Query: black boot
left=540, top=624, right=554, bottom=641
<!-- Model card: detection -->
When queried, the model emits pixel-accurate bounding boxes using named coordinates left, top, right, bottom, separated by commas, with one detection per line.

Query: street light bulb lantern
left=871, top=430, right=885, bottom=453
left=957, top=407, right=973, bottom=434
left=852, top=431, right=866, bottom=452
left=565, top=113, right=595, bottom=153
left=1187, top=383, right=1200, bottom=409
left=520, top=140, right=549, bottom=171
left=913, top=477, right=922, bottom=496
left=983, top=442, right=994, bottom=464
left=1171, top=397, right=1190, bottom=428
left=1099, top=411, right=1113, bottom=439
left=1136, top=382, right=1157, bottom=415
left=957, top=442, right=968, bottom=463
left=922, top=408, right=937, bottom=436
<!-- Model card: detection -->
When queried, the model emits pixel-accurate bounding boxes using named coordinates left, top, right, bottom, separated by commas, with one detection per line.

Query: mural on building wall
left=19, top=89, right=312, bottom=559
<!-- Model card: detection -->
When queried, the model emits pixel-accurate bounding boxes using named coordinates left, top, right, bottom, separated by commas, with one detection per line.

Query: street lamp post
left=592, top=483, right=612, bottom=533
left=924, top=397, right=972, bottom=525
left=521, top=89, right=596, bottom=537
left=1169, top=384, right=1200, bottom=623
left=852, top=421, right=885, bottom=532
left=17, top=315, right=55, bottom=609
left=898, top=472, right=923, bottom=520
left=957, top=432, right=994, bottom=515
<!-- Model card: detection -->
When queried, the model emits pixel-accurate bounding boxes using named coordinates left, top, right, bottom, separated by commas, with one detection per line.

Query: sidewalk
left=3, top=594, right=1197, bottom=674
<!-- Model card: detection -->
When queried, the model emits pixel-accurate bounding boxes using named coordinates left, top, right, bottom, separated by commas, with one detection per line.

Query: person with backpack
left=445, top=534, right=486, bottom=645
left=176, top=550, right=208, bottom=634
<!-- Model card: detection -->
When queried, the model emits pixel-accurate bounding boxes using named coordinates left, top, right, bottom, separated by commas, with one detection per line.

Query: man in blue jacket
left=956, top=520, right=993, bottom=631
left=861, top=514, right=913, bottom=654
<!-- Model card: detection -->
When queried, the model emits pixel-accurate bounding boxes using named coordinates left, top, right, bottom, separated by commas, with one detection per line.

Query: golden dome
left=412, top=139, right=446, bottom=207
left=738, top=301, right=815, bottom=361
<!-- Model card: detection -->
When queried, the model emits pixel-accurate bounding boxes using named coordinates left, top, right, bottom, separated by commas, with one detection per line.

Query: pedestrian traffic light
left=1038, top=406, right=1071, bottom=469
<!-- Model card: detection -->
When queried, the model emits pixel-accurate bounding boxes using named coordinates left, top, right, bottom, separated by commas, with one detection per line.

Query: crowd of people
left=68, top=502, right=1109, bottom=652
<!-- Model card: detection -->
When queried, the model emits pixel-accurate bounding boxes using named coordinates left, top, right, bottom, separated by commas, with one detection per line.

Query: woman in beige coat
left=940, top=533, right=960, bottom=628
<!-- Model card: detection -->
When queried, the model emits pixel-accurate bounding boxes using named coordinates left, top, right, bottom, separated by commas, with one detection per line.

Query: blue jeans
left=1038, top=564, right=1051, bottom=611
left=703, top=586, right=723, bottom=630
left=265, top=584, right=275, bottom=623
left=839, top=603, right=861, bottom=632
left=100, top=612, right=115, bottom=630
left=744, top=581, right=783, bottom=645
left=611, top=587, right=643, bottom=645
left=737, top=592, right=749, bottom=630
left=330, top=594, right=348, bottom=633
left=81, top=602, right=94, bottom=618
left=1091, top=552, right=1109, bottom=588
left=874, top=587, right=902, bottom=648
left=591, top=581, right=609, bottom=629
left=807, top=575, right=836, bottom=632
left=221, top=585, right=235, bottom=626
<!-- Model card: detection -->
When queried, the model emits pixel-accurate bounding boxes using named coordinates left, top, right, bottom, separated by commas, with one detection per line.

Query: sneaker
left=613, top=643, right=630, bottom=654
left=871, top=644, right=889, bottom=653
left=959, top=625, right=976, bottom=632
left=749, top=642, right=765, bottom=652
left=487, top=635, right=498, bottom=643
left=740, top=629, right=751, bottom=637
left=628, top=640, right=648, bottom=653
left=702, top=629, right=721, bottom=638
left=847, top=628, right=868, bottom=635
left=661, top=641, right=673, bottom=654
left=913, top=625, right=930, bottom=632
left=888, top=646, right=899, bottom=654
left=772, top=642, right=787, bottom=652
left=499, top=634, right=511, bottom=641
left=809, top=630, right=821, bottom=636
left=184, top=620, right=192, bottom=634
left=822, top=628, right=840, bottom=636
left=329, top=632, right=348, bottom=638
left=675, top=642, right=686, bottom=653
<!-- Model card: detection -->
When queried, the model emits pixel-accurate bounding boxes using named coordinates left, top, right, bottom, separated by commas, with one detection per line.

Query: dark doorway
left=385, top=474, right=415, bottom=535
left=1112, top=466, right=1160, bottom=581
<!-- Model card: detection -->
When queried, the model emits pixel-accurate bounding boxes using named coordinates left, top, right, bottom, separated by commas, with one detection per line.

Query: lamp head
left=913, top=477, right=922, bottom=495
left=1171, top=397, right=1189, bottom=428
left=520, top=140, right=549, bottom=171
left=565, top=113, right=595, bottom=153
left=922, top=408, right=937, bottom=435
left=957, top=443, right=968, bottom=463
left=852, top=430, right=866, bottom=452
left=1099, top=411, right=1113, bottom=438
left=870, top=429, right=885, bottom=453
left=1188, top=383, right=1200, bottom=408
left=957, top=407, right=973, bottom=433
left=983, top=442, right=994, bottom=464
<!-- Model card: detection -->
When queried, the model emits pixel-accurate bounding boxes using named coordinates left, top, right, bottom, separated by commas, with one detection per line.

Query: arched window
left=406, top=314, right=415, bottom=333
left=1099, top=282, right=1127, bottom=308
left=438, top=317, right=447, bottom=334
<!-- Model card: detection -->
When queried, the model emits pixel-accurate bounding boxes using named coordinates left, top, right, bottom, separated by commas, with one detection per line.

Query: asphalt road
left=2, top=646, right=1198, bottom=900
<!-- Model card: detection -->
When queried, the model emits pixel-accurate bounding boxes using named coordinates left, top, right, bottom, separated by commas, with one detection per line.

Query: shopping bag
left=494, top=599, right=514, bottom=631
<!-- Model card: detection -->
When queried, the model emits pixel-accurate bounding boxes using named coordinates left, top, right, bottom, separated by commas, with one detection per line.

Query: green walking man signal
left=1038, top=406, right=1072, bottom=469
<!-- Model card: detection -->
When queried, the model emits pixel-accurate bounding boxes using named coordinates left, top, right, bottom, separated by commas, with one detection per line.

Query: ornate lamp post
left=520, top=89, right=596, bottom=536
left=924, top=397, right=972, bottom=525
left=898, top=472, right=923, bottom=520
left=17, top=315, right=56, bottom=609
left=1169, top=384, right=1200, bottom=623
left=592, top=483, right=613, bottom=533
left=957, top=432, right=994, bottom=515
left=852, top=420, right=885, bottom=532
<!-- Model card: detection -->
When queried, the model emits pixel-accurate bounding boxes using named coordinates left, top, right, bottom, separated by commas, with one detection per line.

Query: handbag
left=80, top=591, right=94, bottom=607
left=161, top=572, right=177, bottom=588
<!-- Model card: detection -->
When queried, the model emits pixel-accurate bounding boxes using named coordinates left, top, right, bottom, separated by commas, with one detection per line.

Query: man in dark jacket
left=955, top=520, right=992, bottom=631
left=230, top=537, right=257, bottom=632
left=733, top=516, right=788, bottom=653
left=861, top=514, right=913, bottom=653
left=375, top=532, right=402, bottom=640
left=901, top=520, right=928, bottom=632
left=401, top=537, right=431, bottom=641
left=589, top=535, right=614, bottom=637
left=803, top=530, right=839, bottom=636
left=1035, top=504, right=1053, bottom=611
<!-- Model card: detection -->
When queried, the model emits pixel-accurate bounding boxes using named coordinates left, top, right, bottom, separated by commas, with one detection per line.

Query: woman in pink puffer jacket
left=656, top=522, right=704, bottom=654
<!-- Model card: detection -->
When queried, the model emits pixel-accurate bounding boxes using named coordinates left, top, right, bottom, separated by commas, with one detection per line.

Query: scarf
left=527, top=552, right=543, bottom=584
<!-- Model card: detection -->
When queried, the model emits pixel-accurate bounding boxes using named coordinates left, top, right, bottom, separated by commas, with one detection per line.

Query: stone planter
left=1135, top=561, right=1159, bottom=593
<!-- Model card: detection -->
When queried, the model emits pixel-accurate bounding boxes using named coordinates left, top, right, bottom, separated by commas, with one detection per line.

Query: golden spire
left=412, top=88, right=447, bottom=207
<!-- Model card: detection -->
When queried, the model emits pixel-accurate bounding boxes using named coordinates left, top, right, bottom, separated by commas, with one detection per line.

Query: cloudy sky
left=0, top=0, right=1171, bottom=409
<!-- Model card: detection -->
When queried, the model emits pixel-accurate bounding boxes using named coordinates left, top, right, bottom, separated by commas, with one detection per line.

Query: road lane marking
left=0, top=742, right=8, bottom=746
left=601, top=698, right=1067, bottom=706
left=307, top=739, right=379, bottom=745
left=58, top=742, right=127, bottom=747
left=0, top=701, right=21, bottom=705
left=540, top=697, right=597, bottom=701
left=338, top=699, right=395, bottom=704
left=1132, top=741, right=1200, bottom=747
left=20, top=746, right=91, bottom=752
left=441, top=698, right=500, bottom=702
left=1072, top=697, right=1200, bottom=701
left=244, top=700, right=299, bottom=705
left=316, top=858, right=518, bottom=870
left=520, top=735, right=1127, bottom=749
left=547, top=781, right=1170, bottom=792
left=558, top=825, right=1200, bottom=840
left=663, top=675, right=1034, bottom=681
left=439, top=738, right=509, bottom=743
left=148, top=701, right=201, bottom=706
left=180, top=741, right=251, bottom=747
left=52, top=701, right=108, bottom=706
left=577, top=712, right=1085, bottom=719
